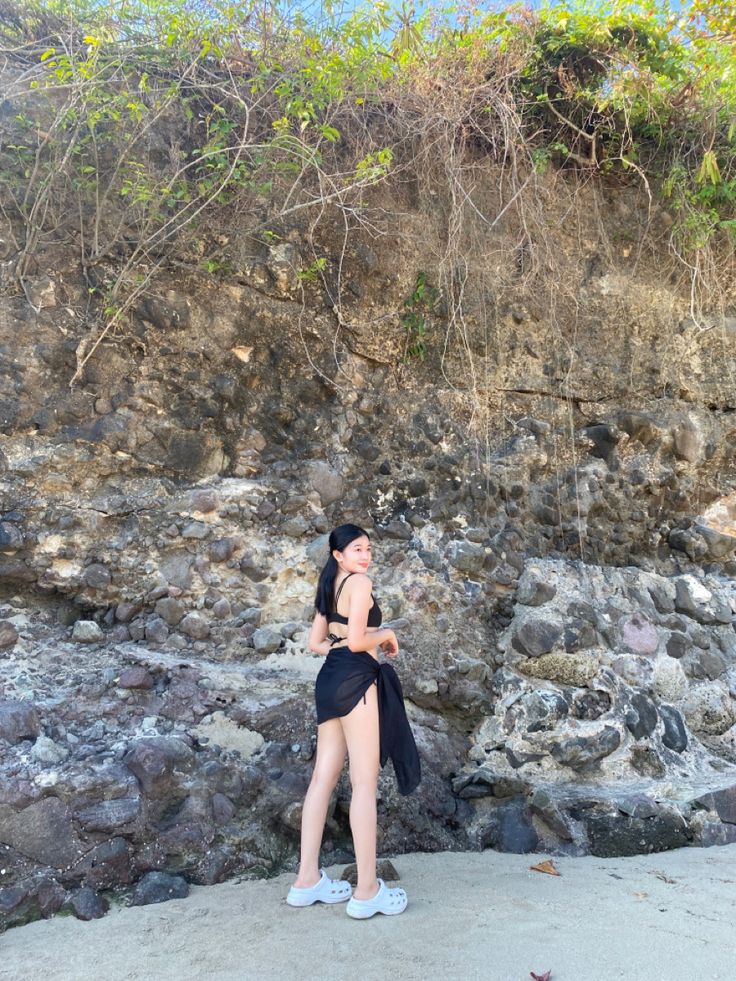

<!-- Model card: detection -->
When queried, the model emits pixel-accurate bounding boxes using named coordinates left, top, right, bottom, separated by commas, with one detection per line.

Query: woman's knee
left=348, top=769, right=379, bottom=794
left=310, top=766, right=342, bottom=793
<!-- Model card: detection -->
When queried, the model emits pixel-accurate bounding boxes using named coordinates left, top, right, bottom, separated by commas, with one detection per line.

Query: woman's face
left=334, top=535, right=372, bottom=573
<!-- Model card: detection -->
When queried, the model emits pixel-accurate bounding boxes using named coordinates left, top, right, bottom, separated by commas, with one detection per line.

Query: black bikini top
left=329, top=572, right=382, bottom=628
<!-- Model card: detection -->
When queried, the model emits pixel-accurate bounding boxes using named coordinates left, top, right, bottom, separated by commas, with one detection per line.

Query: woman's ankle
left=294, top=868, right=321, bottom=888
left=352, top=877, right=379, bottom=901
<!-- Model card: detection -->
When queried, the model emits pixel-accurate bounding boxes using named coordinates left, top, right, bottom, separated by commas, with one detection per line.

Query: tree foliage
left=0, top=0, right=733, bottom=375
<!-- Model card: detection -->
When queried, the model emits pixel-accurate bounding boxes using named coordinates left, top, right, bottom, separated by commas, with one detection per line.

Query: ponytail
left=315, top=554, right=339, bottom=617
left=314, top=523, right=370, bottom=616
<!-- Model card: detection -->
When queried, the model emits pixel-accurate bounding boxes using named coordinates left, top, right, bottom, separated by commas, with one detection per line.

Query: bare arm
left=346, top=576, right=398, bottom=655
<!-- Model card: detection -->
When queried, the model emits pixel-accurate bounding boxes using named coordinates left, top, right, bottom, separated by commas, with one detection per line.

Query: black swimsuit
left=314, top=573, right=421, bottom=796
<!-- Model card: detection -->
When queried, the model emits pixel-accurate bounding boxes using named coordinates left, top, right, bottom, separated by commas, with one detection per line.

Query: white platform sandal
left=345, top=879, right=407, bottom=919
left=286, top=869, right=352, bottom=907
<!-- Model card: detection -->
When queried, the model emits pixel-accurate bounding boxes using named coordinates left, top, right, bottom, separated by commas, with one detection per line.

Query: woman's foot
left=346, top=879, right=408, bottom=919
left=286, top=869, right=352, bottom=907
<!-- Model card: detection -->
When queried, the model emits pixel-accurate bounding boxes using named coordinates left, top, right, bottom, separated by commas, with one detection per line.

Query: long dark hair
left=314, top=523, right=370, bottom=616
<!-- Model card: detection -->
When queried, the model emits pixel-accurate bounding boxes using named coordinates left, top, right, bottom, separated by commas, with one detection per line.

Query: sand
left=4, top=845, right=735, bottom=981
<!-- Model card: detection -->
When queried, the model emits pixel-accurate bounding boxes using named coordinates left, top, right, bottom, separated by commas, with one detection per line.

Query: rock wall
left=2, top=139, right=736, bottom=928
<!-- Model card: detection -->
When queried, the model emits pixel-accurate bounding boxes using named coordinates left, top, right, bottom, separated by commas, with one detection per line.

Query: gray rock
left=211, top=792, right=236, bottom=825
left=68, top=887, right=109, bottom=921
left=625, top=694, right=658, bottom=739
left=694, top=821, right=736, bottom=846
left=659, top=705, right=688, bottom=753
left=115, top=602, right=142, bottom=623
left=0, top=620, right=19, bottom=648
left=237, top=607, right=262, bottom=627
left=511, top=616, right=563, bottom=657
left=0, top=700, right=41, bottom=743
left=681, top=683, right=735, bottom=735
left=585, top=808, right=689, bottom=857
left=190, top=489, right=219, bottom=513
left=123, top=736, right=195, bottom=794
left=381, top=518, right=413, bottom=541
left=0, top=797, right=83, bottom=867
left=239, top=555, right=269, bottom=581
left=694, top=784, right=736, bottom=825
left=128, top=619, right=146, bottom=642
left=180, top=612, right=210, bottom=640
left=674, top=576, right=719, bottom=624
left=212, top=598, right=231, bottom=619
left=528, top=788, right=573, bottom=840
left=74, top=798, right=141, bottom=832
left=253, top=627, right=282, bottom=654
left=118, top=667, right=155, bottom=690
left=516, top=576, right=556, bottom=606
left=266, top=241, right=298, bottom=293
left=209, top=537, right=238, bottom=562
left=305, top=534, right=330, bottom=569
left=84, top=563, right=112, bottom=589
left=447, top=540, right=485, bottom=573
left=493, top=799, right=539, bottom=853
left=181, top=521, right=209, bottom=539
left=0, top=521, right=24, bottom=550
left=666, top=631, right=688, bottom=659
left=695, top=523, right=736, bottom=560
left=159, top=553, right=194, bottom=590
left=131, top=871, right=190, bottom=906
left=154, top=597, right=185, bottom=626
left=307, top=462, right=344, bottom=506
left=78, top=837, right=133, bottom=890
left=31, top=735, right=70, bottom=764
left=648, top=582, right=675, bottom=614
left=550, top=725, right=621, bottom=768
left=144, top=617, right=169, bottom=643
left=71, top=620, right=104, bottom=643
left=282, top=515, right=310, bottom=537
left=672, top=421, right=703, bottom=463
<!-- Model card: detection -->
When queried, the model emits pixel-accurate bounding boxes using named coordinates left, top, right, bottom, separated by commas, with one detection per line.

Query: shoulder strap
left=333, top=572, right=355, bottom=609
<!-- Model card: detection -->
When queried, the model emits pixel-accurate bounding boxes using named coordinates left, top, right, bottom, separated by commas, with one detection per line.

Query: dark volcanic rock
left=550, top=726, right=621, bottom=768
left=695, top=784, right=736, bottom=825
left=516, top=577, right=556, bottom=607
left=131, top=871, right=190, bottom=906
left=74, top=797, right=142, bottom=832
left=0, top=620, right=19, bottom=648
left=0, top=700, right=40, bottom=743
left=79, top=837, right=133, bottom=890
left=0, top=798, right=83, bottom=868
left=584, top=809, right=690, bottom=857
left=659, top=705, right=688, bottom=753
left=123, top=736, right=195, bottom=794
left=625, top=694, right=659, bottom=739
left=118, top=667, right=155, bottom=690
left=68, top=886, right=109, bottom=921
left=512, top=617, right=563, bottom=657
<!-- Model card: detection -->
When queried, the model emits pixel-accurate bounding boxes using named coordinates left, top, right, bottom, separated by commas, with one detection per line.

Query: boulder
left=0, top=700, right=41, bottom=743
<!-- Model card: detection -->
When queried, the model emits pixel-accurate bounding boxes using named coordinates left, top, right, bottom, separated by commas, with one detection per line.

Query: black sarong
left=315, top=646, right=421, bottom=796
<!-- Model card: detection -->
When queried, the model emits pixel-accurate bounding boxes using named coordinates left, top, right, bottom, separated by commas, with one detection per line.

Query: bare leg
left=293, top=718, right=346, bottom=888
left=339, top=682, right=380, bottom=901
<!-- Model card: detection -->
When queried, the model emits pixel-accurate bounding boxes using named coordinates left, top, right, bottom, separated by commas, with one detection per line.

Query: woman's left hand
left=378, top=630, right=399, bottom=658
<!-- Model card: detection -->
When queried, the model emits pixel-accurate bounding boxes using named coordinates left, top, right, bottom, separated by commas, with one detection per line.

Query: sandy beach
left=4, top=844, right=735, bottom=981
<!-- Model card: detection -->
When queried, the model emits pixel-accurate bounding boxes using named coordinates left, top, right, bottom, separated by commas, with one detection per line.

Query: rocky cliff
left=1, top=12, right=736, bottom=929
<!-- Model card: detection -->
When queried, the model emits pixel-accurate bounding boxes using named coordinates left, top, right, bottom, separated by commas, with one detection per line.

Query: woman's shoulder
left=346, top=572, right=372, bottom=591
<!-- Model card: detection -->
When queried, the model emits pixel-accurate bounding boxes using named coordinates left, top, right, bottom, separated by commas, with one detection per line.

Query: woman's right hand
left=378, top=629, right=399, bottom=658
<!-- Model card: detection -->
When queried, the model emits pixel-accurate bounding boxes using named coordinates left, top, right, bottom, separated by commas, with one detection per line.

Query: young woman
left=286, top=523, right=420, bottom=919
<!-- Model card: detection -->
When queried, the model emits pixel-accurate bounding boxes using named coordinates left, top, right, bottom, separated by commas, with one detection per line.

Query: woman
left=286, top=523, right=421, bottom=919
